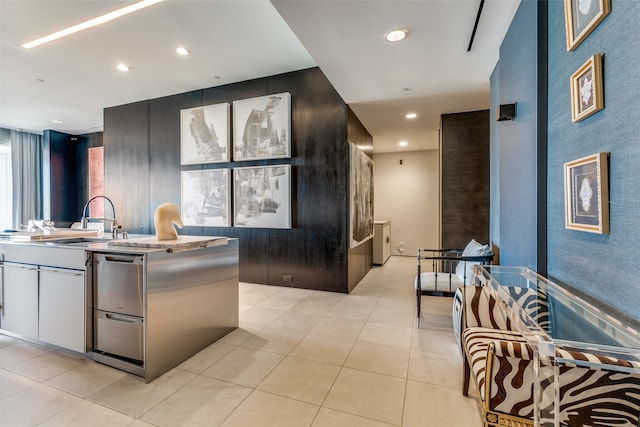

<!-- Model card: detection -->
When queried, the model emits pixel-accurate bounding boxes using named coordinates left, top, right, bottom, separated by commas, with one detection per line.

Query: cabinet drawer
left=94, top=310, right=143, bottom=361
left=1, top=244, right=85, bottom=270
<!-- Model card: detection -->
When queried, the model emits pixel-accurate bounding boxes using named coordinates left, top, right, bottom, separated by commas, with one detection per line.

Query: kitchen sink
left=41, top=237, right=113, bottom=247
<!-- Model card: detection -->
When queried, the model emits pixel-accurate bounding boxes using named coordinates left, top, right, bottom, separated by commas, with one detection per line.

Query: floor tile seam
left=42, top=364, right=124, bottom=399
left=2, top=359, right=73, bottom=386
left=0, top=346, right=54, bottom=369
left=318, top=404, right=402, bottom=427
left=10, top=380, right=82, bottom=426
left=241, top=388, right=321, bottom=427
left=404, top=374, right=464, bottom=392
left=253, top=377, right=330, bottom=408
left=355, top=336, right=412, bottom=351
left=338, top=364, right=411, bottom=385
left=236, top=338, right=305, bottom=357
left=340, top=361, right=408, bottom=381
left=134, top=371, right=202, bottom=422
left=204, top=385, right=260, bottom=427
left=259, top=318, right=317, bottom=336
left=13, top=355, right=92, bottom=385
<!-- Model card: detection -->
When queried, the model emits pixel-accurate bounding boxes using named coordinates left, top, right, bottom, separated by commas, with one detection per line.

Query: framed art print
left=571, top=54, right=603, bottom=123
left=564, top=152, right=609, bottom=234
left=181, top=169, right=231, bottom=227
left=180, top=103, right=230, bottom=165
left=349, top=143, right=374, bottom=248
left=564, top=0, right=610, bottom=51
left=233, top=92, right=291, bottom=161
left=234, top=165, right=291, bottom=228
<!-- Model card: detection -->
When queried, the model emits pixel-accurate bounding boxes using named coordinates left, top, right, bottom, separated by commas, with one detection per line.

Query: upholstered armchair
left=415, top=239, right=493, bottom=326
left=462, top=326, right=640, bottom=427
left=462, top=327, right=535, bottom=427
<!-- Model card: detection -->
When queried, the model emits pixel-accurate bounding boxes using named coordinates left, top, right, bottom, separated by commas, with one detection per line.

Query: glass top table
left=474, top=265, right=640, bottom=427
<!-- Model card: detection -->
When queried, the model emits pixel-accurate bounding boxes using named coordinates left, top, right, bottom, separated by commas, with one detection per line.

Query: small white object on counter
left=153, top=202, right=183, bottom=240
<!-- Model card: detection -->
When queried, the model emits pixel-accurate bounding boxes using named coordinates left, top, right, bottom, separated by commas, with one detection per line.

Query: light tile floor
left=0, top=256, right=482, bottom=426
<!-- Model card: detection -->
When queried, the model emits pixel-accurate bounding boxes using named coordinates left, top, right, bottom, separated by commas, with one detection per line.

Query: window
left=0, top=144, right=12, bottom=230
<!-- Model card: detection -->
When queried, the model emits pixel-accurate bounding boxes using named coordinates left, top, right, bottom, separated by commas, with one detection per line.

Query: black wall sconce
left=497, top=103, right=517, bottom=121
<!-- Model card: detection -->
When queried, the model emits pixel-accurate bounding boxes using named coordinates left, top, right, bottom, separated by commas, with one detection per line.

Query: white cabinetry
left=39, top=267, right=86, bottom=353
left=373, top=221, right=391, bottom=265
left=0, top=244, right=87, bottom=353
left=1, top=263, right=39, bottom=339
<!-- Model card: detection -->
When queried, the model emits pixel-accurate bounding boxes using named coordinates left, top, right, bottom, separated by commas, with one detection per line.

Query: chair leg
left=462, top=350, right=471, bottom=396
left=416, top=291, right=421, bottom=327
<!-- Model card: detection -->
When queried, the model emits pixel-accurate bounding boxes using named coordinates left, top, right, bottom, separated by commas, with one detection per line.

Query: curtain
left=0, top=145, right=12, bottom=230
left=11, top=130, right=42, bottom=229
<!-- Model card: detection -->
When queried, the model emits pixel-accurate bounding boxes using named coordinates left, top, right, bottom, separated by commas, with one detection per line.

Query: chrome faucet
left=81, top=195, right=122, bottom=238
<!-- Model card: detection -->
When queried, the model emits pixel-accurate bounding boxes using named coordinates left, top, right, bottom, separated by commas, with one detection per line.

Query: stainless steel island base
left=89, top=238, right=239, bottom=382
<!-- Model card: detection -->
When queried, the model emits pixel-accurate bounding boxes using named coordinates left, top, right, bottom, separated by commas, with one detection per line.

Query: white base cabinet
left=39, top=268, right=86, bottom=353
left=1, top=244, right=87, bottom=353
left=1, top=263, right=39, bottom=340
left=373, top=221, right=391, bottom=265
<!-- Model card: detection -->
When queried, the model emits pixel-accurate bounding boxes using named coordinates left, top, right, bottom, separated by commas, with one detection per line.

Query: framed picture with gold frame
left=564, top=152, right=609, bottom=234
left=571, top=54, right=604, bottom=123
left=564, top=0, right=611, bottom=51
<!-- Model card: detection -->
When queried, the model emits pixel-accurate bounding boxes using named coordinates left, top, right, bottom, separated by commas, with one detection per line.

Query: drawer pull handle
left=105, top=313, right=136, bottom=323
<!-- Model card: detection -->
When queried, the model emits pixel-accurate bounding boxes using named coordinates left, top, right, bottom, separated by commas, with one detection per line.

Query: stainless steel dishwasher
left=93, top=253, right=144, bottom=362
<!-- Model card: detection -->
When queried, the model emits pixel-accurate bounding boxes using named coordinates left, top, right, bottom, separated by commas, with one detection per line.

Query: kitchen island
left=0, top=233, right=238, bottom=382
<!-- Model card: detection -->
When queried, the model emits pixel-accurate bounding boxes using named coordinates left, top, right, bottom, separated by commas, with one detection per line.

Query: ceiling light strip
left=22, top=0, right=164, bottom=49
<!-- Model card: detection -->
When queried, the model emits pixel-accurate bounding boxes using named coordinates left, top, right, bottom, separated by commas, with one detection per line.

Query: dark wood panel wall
left=44, top=130, right=103, bottom=227
left=347, top=108, right=374, bottom=292
left=104, top=67, right=370, bottom=293
left=441, top=110, right=490, bottom=249
left=44, top=130, right=77, bottom=227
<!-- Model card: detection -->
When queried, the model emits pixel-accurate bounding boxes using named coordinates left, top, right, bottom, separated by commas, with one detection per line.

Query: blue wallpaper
left=547, top=0, right=640, bottom=323
left=491, top=0, right=539, bottom=269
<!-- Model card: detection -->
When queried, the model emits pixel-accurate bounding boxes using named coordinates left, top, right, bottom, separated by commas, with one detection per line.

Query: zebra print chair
left=462, top=327, right=640, bottom=427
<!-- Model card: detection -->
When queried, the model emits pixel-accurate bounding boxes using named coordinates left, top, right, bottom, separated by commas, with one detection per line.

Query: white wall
left=373, top=150, right=439, bottom=257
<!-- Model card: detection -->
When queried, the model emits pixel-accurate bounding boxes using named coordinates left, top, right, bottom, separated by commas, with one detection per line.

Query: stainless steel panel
left=94, top=253, right=144, bottom=316
left=0, top=242, right=86, bottom=270
left=94, top=310, right=143, bottom=361
left=144, top=239, right=238, bottom=382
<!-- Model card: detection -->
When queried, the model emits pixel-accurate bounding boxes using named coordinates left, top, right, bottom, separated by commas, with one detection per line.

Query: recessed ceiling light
left=52, top=120, right=63, bottom=124
left=385, top=28, right=408, bottom=42
left=401, top=88, right=411, bottom=92
left=176, top=47, right=190, bottom=56
left=405, top=113, right=417, bottom=119
left=22, top=0, right=164, bottom=49
left=116, top=63, right=131, bottom=72
left=399, top=141, right=409, bottom=147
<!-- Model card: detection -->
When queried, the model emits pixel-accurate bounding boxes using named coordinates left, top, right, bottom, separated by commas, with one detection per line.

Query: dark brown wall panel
left=45, top=130, right=78, bottom=227
left=76, top=131, right=103, bottom=213
left=103, top=67, right=364, bottom=293
left=441, top=110, right=490, bottom=249
left=104, top=100, right=151, bottom=234
left=347, top=108, right=373, bottom=292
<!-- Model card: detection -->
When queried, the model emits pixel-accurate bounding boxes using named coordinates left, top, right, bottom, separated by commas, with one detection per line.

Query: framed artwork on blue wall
left=571, top=54, right=604, bottom=123
left=564, top=152, right=609, bottom=234
left=564, top=0, right=611, bottom=51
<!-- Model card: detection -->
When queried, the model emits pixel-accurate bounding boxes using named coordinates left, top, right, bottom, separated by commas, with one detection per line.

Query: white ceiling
left=0, top=0, right=519, bottom=153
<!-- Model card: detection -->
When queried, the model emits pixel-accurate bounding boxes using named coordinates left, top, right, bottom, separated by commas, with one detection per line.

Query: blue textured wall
left=547, top=0, right=640, bottom=323
left=491, top=0, right=540, bottom=269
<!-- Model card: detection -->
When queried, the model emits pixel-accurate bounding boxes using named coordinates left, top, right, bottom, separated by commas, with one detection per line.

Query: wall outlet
left=283, top=275, right=293, bottom=282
